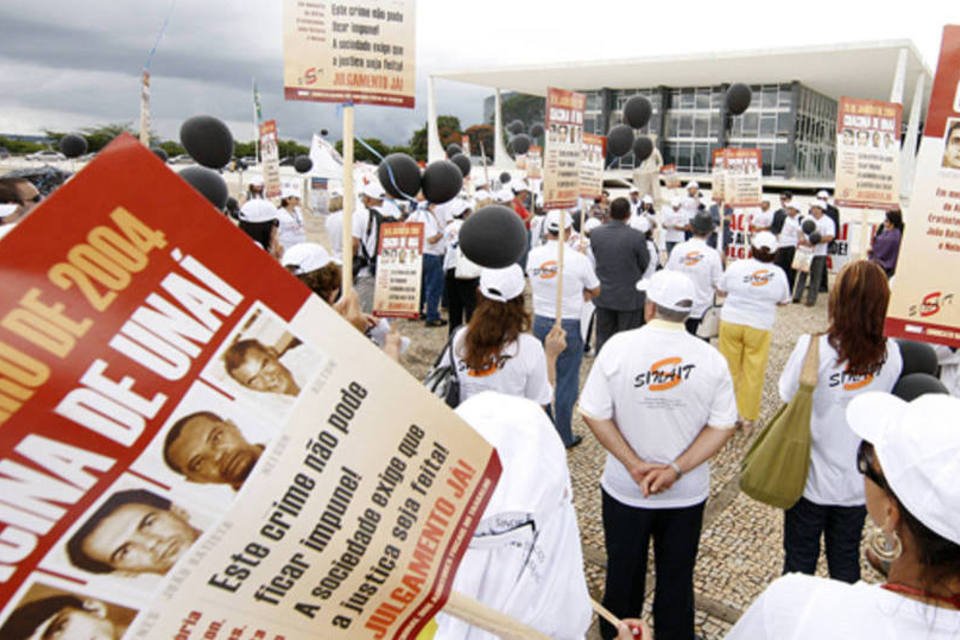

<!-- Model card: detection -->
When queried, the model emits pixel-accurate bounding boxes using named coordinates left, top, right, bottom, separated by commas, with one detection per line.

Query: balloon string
left=144, top=0, right=176, bottom=71
left=354, top=135, right=418, bottom=204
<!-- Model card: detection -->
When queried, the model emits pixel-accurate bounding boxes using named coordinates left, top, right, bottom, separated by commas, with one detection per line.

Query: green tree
left=0, top=136, right=46, bottom=154
left=334, top=137, right=389, bottom=163
left=277, top=139, right=309, bottom=159
left=157, top=140, right=185, bottom=156
left=464, top=124, right=494, bottom=160
left=45, top=123, right=139, bottom=153
left=408, top=115, right=462, bottom=161
left=499, top=94, right=545, bottom=130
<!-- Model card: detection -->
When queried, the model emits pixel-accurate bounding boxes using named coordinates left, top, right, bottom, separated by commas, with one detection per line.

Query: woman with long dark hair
left=450, top=265, right=559, bottom=406
left=238, top=199, right=282, bottom=259
left=869, top=209, right=904, bottom=277
left=777, top=260, right=903, bottom=584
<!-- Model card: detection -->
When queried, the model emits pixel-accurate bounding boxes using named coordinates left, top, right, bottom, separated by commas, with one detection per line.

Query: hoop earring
left=868, top=527, right=903, bottom=562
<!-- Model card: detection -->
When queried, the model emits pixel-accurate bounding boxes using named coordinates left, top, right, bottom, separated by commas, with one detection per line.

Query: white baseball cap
left=545, top=210, right=571, bottom=234
left=809, top=200, right=824, bottom=210
left=816, top=190, right=830, bottom=199
left=511, top=179, right=530, bottom=193
left=847, top=392, right=960, bottom=546
left=281, top=242, right=341, bottom=275
left=670, top=197, right=682, bottom=208
left=686, top=181, right=699, bottom=190
left=479, top=265, right=525, bottom=302
left=495, top=189, right=514, bottom=203
left=751, top=231, right=779, bottom=252
left=584, top=217, right=602, bottom=233
left=248, top=175, right=264, bottom=187
left=239, top=199, right=278, bottom=223
left=636, top=269, right=695, bottom=312
left=642, top=195, right=654, bottom=204
left=629, top=187, right=640, bottom=194
left=629, top=215, right=651, bottom=233
left=449, top=199, right=472, bottom=219
left=281, top=187, right=300, bottom=200
left=361, top=181, right=386, bottom=200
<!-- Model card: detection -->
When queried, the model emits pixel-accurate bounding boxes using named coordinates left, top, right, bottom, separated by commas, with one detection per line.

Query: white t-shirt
left=442, top=218, right=464, bottom=271
left=325, top=211, right=344, bottom=259
left=663, top=207, right=686, bottom=243
left=726, top=573, right=960, bottom=640
left=409, top=208, right=447, bottom=257
left=526, top=241, right=600, bottom=320
left=779, top=214, right=801, bottom=248
left=750, top=208, right=773, bottom=230
left=718, top=259, right=790, bottom=330
left=934, top=344, right=960, bottom=398
left=578, top=320, right=738, bottom=508
left=641, top=239, right=658, bottom=281
left=679, top=195, right=700, bottom=224
left=810, top=214, right=837, bottom=257
left=778, top=334, right=903, bottom=505
left=666, top=238, right=724, bottom=319
left=276, top=206, right=307, bottom=250
left=352, top=204, right=380, bottom=275
left=452, top=330, right=553, bottom=406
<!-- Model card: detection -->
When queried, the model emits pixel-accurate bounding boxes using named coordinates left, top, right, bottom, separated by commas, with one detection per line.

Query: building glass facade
left=577, top=81, right=837, bottom=181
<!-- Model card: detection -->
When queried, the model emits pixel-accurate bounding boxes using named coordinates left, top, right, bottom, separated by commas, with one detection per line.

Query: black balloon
left=892, top=372, right=948, bottom=402
left=421, top=160, right=463, bottom=204
left=459, top=205, right=527, bottom=268
left=320, top=129, right=329, bottom=136
left=607, top=124, right=635, bottom=157
left=632, top=136, right=654, bottom=162
left=151, top=147, right=169, bottom=162
left=450, top=153, right=471, bottom=177
left=510, top=134, right=531, bottom=155
left=377, top=153, right=421, bottom=199
left=507, top=119, right=525, bottom=135
left=623, top=96, right=653, bottom=129
left=897, top=339, right=940, bottom=377
left=801, top=219, right=817, bottom=235
left=529, top=123, right=545, bottom=138
left=179, top=115, right=234, bottom=169
left=179, top=166, right=228, bottom=210
left=726, top=83, right=752, bottom=116
left=59, top=134, right=87, bottom=159
left=808, top=232, right=822, bottom=245
left=294, top=155, right=313, bottom=174
left=446, top=143, right=463, bottom=159
left=499, top=171, right=512, bottom=184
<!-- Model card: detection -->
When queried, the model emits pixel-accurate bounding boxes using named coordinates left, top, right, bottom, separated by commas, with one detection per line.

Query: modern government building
left=428, top=40, right=932, bottom=189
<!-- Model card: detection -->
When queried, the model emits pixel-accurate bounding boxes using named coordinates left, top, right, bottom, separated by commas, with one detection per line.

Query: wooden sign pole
left=555, top=210, right=566, bottom=328
left=341, top=104, right=355, bottom=295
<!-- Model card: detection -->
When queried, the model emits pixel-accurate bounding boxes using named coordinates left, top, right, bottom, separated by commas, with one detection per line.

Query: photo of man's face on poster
left=943, top=118, right=960, bottom=170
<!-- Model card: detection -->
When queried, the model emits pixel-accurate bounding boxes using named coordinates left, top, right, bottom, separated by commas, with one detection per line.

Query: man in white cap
left=679, top=181, right=701, bottom=240
left=666, top=211, right=724, bottom=337
left=792, top=200, right=835, bottom=306
left=817, top=189, right=841, bottom=292
left=526, top=211, right=601, bottom=448
left=579, top=268, right=737, bottom=640
left=352, top=180, right=387, bottom=311
left=628, top=187, right=642, bottom=217
left=662, top=197, right=687, bottom=256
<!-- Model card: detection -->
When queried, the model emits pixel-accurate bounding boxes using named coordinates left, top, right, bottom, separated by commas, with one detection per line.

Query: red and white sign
left=258, top=119, right=282, bottom=198
left=543, top=87, right=586, bottom=210
left=834, top=97, right=902, bottom=209
left=373, top=221, right=423, bottom=318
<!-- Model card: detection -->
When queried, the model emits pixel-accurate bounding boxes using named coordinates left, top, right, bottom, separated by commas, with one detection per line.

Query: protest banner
left=259, top=120, right=283, bottom=199
left=543, top=88, right=586, bottom=210
left=373, top=222, right=424, bottom=318
left=715, top=148, right=762, bottom=207
left=834, top=97, right=902, bottom=209
left=886, top=25, right=960, bottom=347
left=282, top=0, right=416, bottom=108
left=725, top=209, right=751, bottom=261
left=526, top=145, right=543, bottom=180
left=0, top=136, right=501, bottom=639
left=579, top=133, right=604, bottom=200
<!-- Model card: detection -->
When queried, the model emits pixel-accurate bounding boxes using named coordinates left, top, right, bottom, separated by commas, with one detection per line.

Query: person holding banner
left=352, top=181, right=387, bottom=311
left=408, top=201, right=448, bottom=327
left=442, top=199, right=480, bottom=335
left=779, top=261, right=902, bottom=584
left=527, top=211, right=601, bottom=449
left=666, top=212, right=723, bottom=338
left=579, top=269, right=737, bottom=640
left=276, top=188, right=306, bottom=250
left=716, top=232, right=791, bottom=432
left=792, top=201, right=835, bottom=306
left=663, top=197, right=686, bottom=256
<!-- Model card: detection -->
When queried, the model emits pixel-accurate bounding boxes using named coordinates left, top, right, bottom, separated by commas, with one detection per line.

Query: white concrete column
left=493, top=88, right=512, bottom=170
left=426, top=75, right=444, bottom=164
left=899, top=74, right=925, bottom=201
left=889, top=48, right=908, bottom=104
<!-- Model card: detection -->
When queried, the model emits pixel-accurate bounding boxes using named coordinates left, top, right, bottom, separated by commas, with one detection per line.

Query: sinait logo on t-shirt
left=744, top=269, right=775, bottom=287
left=531, top=260, right=559, bottom=279
left=634, top=357, right=697, bottom=391
left=682, top=252, right=704, bottom=267
left=829, top=371, right=875, bottom=391
left=460, top=354, right=514, bottom=378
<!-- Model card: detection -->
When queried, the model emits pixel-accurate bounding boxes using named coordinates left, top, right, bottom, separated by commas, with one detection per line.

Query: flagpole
left=253, top=78, right=260, bottom=164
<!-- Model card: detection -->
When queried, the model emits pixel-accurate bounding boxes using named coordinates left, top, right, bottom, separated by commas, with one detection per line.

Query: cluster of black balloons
left=377, top=153, right=464, bottom=205
left=893, top=340, right=948, bottom=401
left=800, top=218, right=822, bottom=245
left=502, top=120, right=547, bottom=158
left=444, top=144, right=472, bottom=178
left=607, top=95, right=655, bottom=161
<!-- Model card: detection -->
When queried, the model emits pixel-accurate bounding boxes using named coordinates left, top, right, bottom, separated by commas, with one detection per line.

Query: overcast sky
left=0, top=0, right=957, bottom=147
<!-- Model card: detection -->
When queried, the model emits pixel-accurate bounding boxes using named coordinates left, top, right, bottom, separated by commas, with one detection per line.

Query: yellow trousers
left=718, top=321, right=773, bottom=422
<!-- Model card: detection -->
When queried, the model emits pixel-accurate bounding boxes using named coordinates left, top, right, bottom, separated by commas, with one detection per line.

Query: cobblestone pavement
left=304, top=215, right=876, bottom=638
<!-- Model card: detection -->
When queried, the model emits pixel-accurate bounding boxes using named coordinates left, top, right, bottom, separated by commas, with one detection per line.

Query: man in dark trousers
left=589, top=197, right=649, bottom=353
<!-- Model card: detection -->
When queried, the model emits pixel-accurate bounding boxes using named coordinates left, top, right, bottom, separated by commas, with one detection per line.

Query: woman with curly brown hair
left=449, top=264, right=562, bottom=406
left=777, top=260, right=903, bottom=584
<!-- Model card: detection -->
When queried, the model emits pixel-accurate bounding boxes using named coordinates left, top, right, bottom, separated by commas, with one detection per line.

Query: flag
left=253, top=79, right=262, bottom=122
